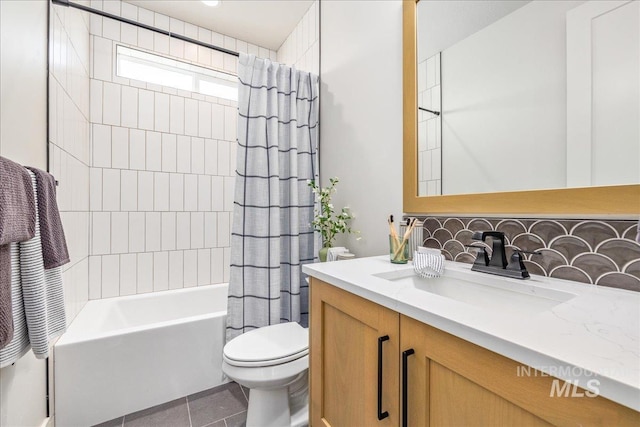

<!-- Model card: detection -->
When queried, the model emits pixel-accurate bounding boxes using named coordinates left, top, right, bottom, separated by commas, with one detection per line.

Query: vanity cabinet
left=310, top=278, right=639, bottom=427
left=310, top=278, right=400, bottom=427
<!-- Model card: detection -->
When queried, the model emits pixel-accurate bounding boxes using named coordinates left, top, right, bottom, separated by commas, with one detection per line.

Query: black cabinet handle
left=402, top=349, right=415, bottom=427
left=377, top=335, right=390, bottom=420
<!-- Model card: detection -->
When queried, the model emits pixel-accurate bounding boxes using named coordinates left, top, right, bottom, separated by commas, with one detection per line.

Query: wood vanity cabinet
left=310, top=278, right=639, bottom=427
left=310, top=278, right=400, bottom=427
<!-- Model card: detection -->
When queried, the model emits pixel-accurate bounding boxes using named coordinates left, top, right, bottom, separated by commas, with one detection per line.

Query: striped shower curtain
left=226, top=54, right=320, bottom=343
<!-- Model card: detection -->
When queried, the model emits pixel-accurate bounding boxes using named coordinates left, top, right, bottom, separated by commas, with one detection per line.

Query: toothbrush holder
left=389, top=235, right=409, bottom=264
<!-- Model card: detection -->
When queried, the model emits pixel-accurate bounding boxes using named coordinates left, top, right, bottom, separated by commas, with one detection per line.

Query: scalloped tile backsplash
left=412, top=217, right=640, bottom=292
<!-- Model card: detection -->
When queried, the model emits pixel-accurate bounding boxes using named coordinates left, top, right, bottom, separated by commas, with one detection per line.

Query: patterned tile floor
left=93, top=382, right=248, bottom=427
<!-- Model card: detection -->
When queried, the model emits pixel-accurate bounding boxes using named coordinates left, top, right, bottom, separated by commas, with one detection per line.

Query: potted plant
left=308, top=177, right=358, bottom=262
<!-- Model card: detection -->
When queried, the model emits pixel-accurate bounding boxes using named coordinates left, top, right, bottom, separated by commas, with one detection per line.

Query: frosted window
left=116, top=45, right=237, bottom=101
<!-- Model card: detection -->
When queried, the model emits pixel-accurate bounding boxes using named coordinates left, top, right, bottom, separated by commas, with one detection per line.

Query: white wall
left=590, top=0, right=639, bottom=186
left=417, top=0, right=529, bottom=62
left=0, top=1, right=48, bottom=169
left=0, top=1, right=49, bottom=426
left=566, top=0, right=640, bottom=187
left=320, top=0, right=403, bottom=257
left=441, top=0, right=574, bottom=195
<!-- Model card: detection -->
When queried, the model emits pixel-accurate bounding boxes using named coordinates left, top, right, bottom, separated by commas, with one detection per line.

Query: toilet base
left=290, top=400, right=308, bottom=427
left=289, top=371, right=309, bottom=427
left=246, top=388, right=290, bottom=427
left=245, top=371, right=309, bottom=427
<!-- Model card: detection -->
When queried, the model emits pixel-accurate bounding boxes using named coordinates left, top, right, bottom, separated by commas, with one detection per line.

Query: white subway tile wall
left=87, top=0, right=278, bottom=299
left=417, top=53, right=442, bottom=196
left=137, top=253, right=154, bottom=294
left=276, top=1, right=320, bottom=75
left=48, top=0, right=318, bottom=309
left=153, top=252, right=169, bottom=292
left=49, top=2, right=91, bottom=322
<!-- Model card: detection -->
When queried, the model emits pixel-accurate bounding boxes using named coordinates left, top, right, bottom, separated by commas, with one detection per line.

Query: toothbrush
left=388, top=215, right=401, bottom=246
left=393, top=217, right=417, bottom=259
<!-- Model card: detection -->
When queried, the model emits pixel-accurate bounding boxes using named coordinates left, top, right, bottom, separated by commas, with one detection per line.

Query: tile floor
left=93, top=382, right=248, bottom=427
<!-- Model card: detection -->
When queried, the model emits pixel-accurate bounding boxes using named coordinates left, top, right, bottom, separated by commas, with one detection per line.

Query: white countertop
left=302, top=256, right=640, bottom=411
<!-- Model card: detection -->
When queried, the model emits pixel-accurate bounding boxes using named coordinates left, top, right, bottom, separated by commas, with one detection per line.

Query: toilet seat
left=223, top=348, right=308, bottom=367
left=223, top=322, right=309, bottom=368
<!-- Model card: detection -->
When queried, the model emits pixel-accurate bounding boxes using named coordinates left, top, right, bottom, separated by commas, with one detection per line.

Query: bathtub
left=54, top=284, right=229, bottom=427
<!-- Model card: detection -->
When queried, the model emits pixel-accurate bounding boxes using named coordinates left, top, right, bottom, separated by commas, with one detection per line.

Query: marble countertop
left=302, top=256, right=640, bottom=411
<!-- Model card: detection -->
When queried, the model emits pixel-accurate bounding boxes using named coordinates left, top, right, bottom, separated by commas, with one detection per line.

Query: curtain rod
left=51, top=0, right=240, bottom=58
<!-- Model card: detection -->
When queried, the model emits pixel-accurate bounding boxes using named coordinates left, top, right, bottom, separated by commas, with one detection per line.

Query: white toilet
left=222, top=322, right=309, bottom=427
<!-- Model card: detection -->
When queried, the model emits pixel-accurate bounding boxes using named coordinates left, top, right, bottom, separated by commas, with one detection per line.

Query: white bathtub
left=54, top=284, right=229, bottom=427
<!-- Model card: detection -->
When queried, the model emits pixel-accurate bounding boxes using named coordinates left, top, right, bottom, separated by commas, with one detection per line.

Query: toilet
left=222, top=322, right=309, bottom=427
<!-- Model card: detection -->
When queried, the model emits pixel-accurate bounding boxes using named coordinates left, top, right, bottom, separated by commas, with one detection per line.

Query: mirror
left=403, top=0, right=640, bottom=215
left=417, top=0, right=639, bottom=196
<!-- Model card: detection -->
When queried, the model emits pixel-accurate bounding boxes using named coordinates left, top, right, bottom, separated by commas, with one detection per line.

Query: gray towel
left=0, top=245, right=13, bottom=349
left=25, top=167, right=69, bottom=269
left=0, top=157, right=36, bottom=245
left=0, top=156, right=36, bottom=350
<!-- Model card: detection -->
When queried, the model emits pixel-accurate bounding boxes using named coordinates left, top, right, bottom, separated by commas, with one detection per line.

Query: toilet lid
left=224, top=322, right=309, bottom=367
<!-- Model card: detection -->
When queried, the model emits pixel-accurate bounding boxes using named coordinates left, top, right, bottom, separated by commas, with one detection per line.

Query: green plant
left=308, top=177, right=358, bottom=247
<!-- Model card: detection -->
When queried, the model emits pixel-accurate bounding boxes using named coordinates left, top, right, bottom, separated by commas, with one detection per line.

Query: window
left=116, top=45, right=237, bottom=101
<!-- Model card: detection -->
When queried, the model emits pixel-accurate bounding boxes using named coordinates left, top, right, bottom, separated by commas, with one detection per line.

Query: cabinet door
left=400, top=315, right=639, bottom=427
left=399, top=315, right=430, bottom=427
left=401, top=315, right=549, bottom=427
left=310, top=279, right=400, bottom=427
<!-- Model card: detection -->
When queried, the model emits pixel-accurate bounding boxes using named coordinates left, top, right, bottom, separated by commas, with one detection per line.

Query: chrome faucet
left=469, top=231, right=537, bottom=280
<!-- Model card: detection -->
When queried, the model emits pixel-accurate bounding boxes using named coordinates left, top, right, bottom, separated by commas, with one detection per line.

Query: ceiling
left=125, top=0, right=314, bottom=51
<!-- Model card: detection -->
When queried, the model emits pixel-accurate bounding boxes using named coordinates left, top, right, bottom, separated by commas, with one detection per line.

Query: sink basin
left=374, top=268, right=576, bottom=315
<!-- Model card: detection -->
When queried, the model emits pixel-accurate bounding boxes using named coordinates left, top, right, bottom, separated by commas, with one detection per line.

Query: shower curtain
left=226, top=54, right=320, bottom=343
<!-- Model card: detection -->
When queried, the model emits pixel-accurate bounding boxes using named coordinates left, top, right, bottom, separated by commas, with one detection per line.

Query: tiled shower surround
left=87, top=0, right=277, bottom=299
left=85, top=0, right=318, bottom=300
left=44, top=0, right=322, bottom=306
left=49, top=3, right=91, bottom=321
left=415, top=216, right=640, bottom=292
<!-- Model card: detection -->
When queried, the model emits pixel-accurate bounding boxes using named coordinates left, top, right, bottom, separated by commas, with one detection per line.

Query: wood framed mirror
left=403, top=0, right=639, bottom=216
